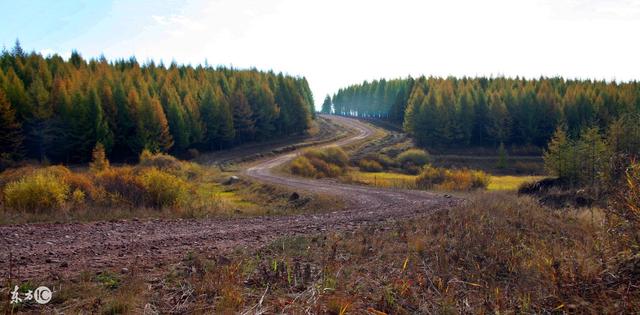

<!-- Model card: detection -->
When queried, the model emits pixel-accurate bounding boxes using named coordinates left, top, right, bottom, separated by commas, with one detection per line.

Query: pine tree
left=321, top=95, right=332, bottom=114
left=544, top=126, right=574, bottom=181
left=218, top=92, right=235, bottom=146
left=88, top=88, right=114, bottom=152
left=231, top=89, right=255, bottom=143
left=110, top=84, right=136, bottom=159
left=575, top=126, right=609, bottom=187
left=139, top=93, right=173, bottom=152
left=200, top=86, right=221, bottom=150
left=0, top=90, right=24, bottom=160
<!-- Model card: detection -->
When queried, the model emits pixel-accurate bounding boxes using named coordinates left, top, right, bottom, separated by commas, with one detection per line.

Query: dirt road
left=0, top=115, right=455, bottom=282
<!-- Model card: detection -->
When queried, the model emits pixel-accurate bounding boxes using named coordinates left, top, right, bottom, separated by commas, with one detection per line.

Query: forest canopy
left=330, top=76, right=640, bottom=148
left=0, top=41, right=314, bottom=164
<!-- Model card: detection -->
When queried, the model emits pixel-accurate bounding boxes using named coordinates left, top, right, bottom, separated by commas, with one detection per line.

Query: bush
left=359, top=159, right=383, bottom=172
left=90, top=142, right=110, bottom=171
left=415, top=165, right=446, bottom=189
left=64, top=171, right=99, bottom=201
left=322, top=146, right=349, bottom=167
left=3, top=171, right=69, bottom=212
left=96, top=167, right=146, bottom=206
left=139, top=168, right=189, bottom=208
left=396, top=149, right=431, bottom=168
left=290, top=147, right=350, bottom=178
left=290, top=156, right=317, bottom=178
left=71, top=188, right=86, bottom=205
left=416, top=166, right=490, bottom=191
left=470, top=170, right=491, bottom=189
left=138, top=149, right=181, bottom=171
left=362, top=153, right=395, bottom=169
left=307, top=157, right=332, bottom=178
left=0, top=166, right=38, bottom=191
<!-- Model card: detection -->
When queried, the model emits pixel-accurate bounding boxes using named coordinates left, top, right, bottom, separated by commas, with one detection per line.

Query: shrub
left=322, top=146, right=349, bottom=167
left=0, top=166, right=38, bottom=191
left=470, top=169, right=491, bottom=189
left=290, top=156, right=317, bottom=178
left=139, top=168, right=189, bottom=208
left=96, top=167, right=146, bottom=206
left=291, top=147, right=350, bottom=178
left=3, top=172, right=69, bottom=212
left=396, top=149, right=431, bottom=168
left=359, top=159, right=383, bottom=172
left=362, top=153, right=395, bottom=169
left=71, top=188, right=86, bottom=205
left=415, top=165, right=446, bottom=189
left=64, top=171, right=99, bottom=201
left=138, top=149, right=181, bottom=171
left=90, top=142, right=110, bottom=171
left=416, top=166, right=490, bottom=191
left=307, top=157, right=332, bottom=178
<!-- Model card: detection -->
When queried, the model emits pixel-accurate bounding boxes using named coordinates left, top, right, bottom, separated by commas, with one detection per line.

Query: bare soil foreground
left=0, top=116, right=455, bottom=282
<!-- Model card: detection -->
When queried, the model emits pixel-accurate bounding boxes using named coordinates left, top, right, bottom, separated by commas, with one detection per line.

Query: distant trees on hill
left=0, top=41, right=314, bottom=164
left=330, top=76, right=640, bottom=148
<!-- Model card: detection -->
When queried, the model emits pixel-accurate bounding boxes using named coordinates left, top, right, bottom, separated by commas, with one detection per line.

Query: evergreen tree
left=200, top=86, right=221, bottom=150
left=231, top=89, right=255, bottom=143
left=321, top=95, right=332, bottom=114
left=139, top=93, right=173, bottom=152
left=544, top=126, right=574, bottom=180
left=0, top=90, right=24, bottom=160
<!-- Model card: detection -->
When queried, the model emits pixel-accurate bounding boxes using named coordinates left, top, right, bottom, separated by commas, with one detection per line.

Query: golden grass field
left=346, top=171, right=545, bottom=191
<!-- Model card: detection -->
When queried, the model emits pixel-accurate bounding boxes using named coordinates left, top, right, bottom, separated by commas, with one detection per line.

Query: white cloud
left=78, top=0, right=640, bottom=108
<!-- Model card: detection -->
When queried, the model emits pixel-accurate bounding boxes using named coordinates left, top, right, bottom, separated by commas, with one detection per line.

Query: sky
left=1, top=0, right=639, bottom=108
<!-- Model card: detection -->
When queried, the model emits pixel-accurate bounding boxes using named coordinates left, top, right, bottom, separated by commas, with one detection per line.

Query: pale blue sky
left=2, top=0, right=639, bottom=107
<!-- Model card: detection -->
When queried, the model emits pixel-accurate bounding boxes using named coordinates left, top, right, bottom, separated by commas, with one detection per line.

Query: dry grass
left=346, top=170, right=545, bottom=193
left=488, top=175, right=547, bottom=191
left=344, top=171, right=418, bottom=189
left=21, top=192, right=639, bottom=314
left=225, top=193, right=639, bottom=313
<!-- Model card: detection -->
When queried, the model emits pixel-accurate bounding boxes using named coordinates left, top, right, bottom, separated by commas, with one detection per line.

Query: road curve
left=246, top=115, right=453, bottom=210
left=0, top=116, right=455, bottom=282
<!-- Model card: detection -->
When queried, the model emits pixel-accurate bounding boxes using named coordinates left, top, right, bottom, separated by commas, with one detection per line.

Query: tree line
left=0, top=41, right=314, bottom=165
left=327, top=76, right=640, bottom=148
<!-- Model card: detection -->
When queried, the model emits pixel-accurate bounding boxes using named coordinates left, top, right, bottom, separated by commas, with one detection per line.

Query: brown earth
left=0, top=115, right=456, bottom=283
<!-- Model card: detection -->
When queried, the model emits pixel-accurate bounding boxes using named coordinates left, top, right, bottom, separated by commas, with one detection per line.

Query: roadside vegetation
left=289, top=144, right=502, bottom=191
left=0, top=146, right=338, bottom=224
left=289, top=146, right=349, bottom=178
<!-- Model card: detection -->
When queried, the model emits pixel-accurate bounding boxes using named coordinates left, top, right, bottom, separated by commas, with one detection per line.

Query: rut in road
left=0, top=115, right=456, bottom=282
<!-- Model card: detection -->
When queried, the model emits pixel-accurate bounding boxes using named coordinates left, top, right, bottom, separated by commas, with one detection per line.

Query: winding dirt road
left=0, top=115, right=455, bottom=282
